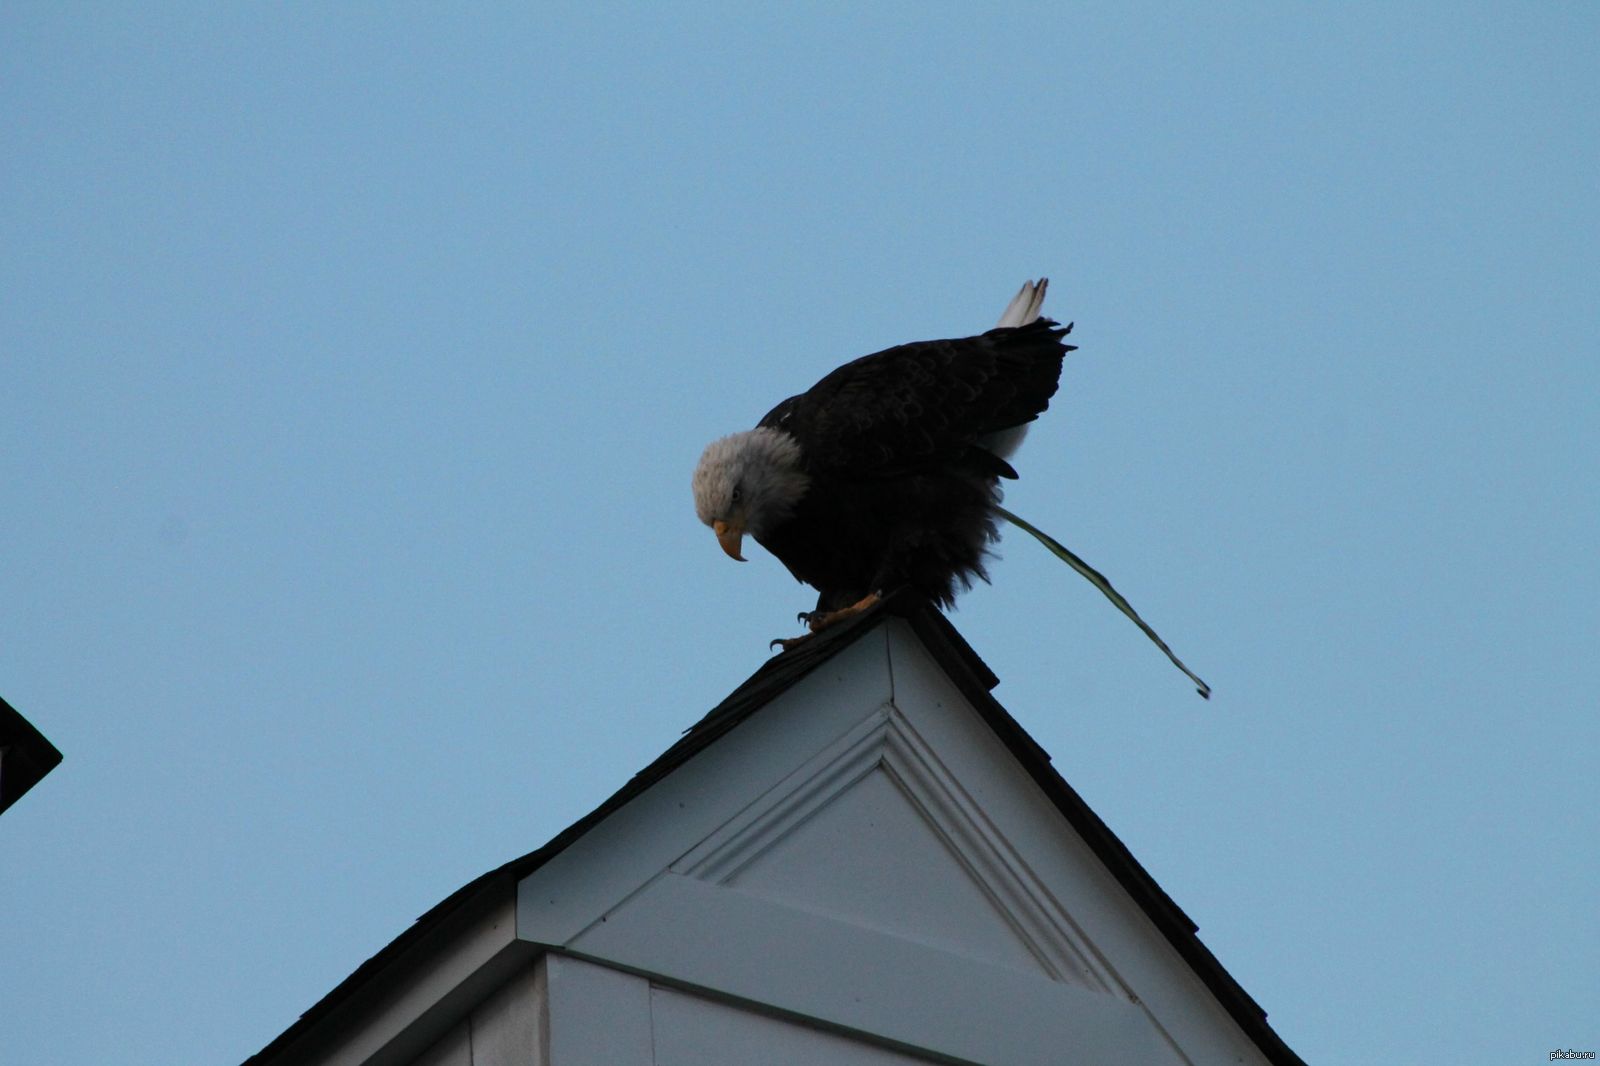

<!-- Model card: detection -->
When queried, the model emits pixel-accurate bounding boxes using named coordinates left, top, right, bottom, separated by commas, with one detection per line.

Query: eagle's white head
left=691, top=427, right=810, bottom=561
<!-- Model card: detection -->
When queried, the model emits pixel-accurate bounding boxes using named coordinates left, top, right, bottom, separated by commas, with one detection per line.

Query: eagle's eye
left=731, top=486, right=743, bottom=504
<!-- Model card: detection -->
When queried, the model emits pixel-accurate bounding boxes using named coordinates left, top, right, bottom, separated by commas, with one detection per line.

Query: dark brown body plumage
left=754, top=318, right=1074, bottom=612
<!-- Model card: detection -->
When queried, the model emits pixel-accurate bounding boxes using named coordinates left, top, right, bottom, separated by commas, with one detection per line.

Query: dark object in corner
left=1, top=694, right=63, bottom=816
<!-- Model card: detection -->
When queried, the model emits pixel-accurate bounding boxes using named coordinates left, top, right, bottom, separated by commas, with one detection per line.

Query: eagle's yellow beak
left=712, top=519, right=746, bottom=562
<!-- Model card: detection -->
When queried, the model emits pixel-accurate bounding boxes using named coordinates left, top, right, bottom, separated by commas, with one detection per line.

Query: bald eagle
left=692, top=280, right=1209, bottom=698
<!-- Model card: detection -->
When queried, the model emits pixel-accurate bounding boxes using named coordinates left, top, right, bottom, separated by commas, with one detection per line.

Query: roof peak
left=246, top=601, right=1303, bottom=1066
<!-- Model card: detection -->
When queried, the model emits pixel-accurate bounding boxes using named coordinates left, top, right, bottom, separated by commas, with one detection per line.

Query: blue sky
left=3, top=5, right=1595, bottom=1064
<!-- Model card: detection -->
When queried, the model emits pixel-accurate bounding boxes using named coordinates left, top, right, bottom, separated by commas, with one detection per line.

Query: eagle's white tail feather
left=995, top=277, right=1049, bottom=328
left=983, top=278, right=1052, bottom=459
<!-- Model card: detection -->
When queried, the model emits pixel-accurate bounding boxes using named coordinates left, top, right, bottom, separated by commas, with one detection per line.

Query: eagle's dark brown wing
left=758, top=319, right=1074, bottom=479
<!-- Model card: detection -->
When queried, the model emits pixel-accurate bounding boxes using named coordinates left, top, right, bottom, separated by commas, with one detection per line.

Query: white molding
left=672, top=706, right=892, bottom=883
left=880, top=703, right=1120, bottom=992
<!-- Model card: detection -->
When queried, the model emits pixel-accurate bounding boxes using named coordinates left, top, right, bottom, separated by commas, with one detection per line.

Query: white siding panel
left=571, top=872, right=1171, bottom=1066
left=543, top=955, right=653, bottom=1066
left=470, top=964, right=543, bottom=1066
left=884, top=619, right=1273, bottom=1064
left=518, top=633, right=893, bottom=949
left=410, top=1021, right=470, bottom=1066
left=650, top=986, right=937, bottom=1066
left=723, top=760, right=1048, bottom=976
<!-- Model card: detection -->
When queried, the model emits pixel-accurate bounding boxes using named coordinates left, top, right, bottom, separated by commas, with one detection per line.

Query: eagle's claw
left=803, top=593, right=882, bottom=633
left=773, top=593, right=885, bottom=652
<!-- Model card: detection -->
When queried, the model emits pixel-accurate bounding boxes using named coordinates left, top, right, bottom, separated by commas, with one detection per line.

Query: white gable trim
left=884, top=621, right=1271, bottom=1065
left=511, top=622, right=1265, bottom=1063
left=517, top=632, right=894, bottom=947
left=671, top=699, right=1119, bottom=993
left=253, top=612, right=1294, bottom=1066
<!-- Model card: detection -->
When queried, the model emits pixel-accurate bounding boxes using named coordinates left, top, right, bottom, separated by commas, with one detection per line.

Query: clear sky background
left=3, top=6, right=1595, bottom=1064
